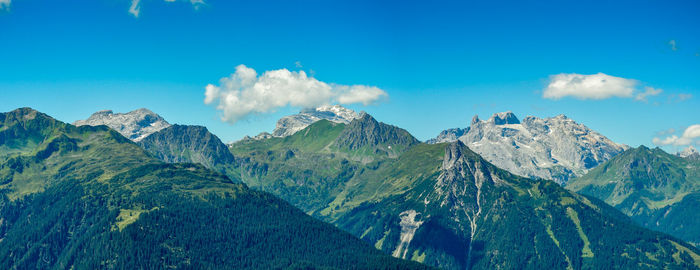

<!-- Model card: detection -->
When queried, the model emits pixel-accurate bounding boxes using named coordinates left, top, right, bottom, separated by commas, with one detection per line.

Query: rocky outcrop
left=425, top=128, right=469, bottom=144
left=74, top=108, right=170, bottom=141
left=334, top=112, right=419, bottom=153
left=138, top=125, right=234, bottom=170
left=271, top=105, right=359, bottom=137
left=678, top=146, right=700, bottom=161
left=428, top=112, right=628, bottom=184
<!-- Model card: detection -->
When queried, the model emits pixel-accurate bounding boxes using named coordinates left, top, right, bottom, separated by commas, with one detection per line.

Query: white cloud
left=336, top=85, right=388, bottom=105
left=668, top=40, right=678, bottom=51
left=543, top=72, right=667, bottom=103
left=129, top=0, right=141, bottom=17
left=543, top=73, right=638, bottom=100
left=129, top=0, right=204, bottom=18
left=0, top=0, right=11, bottom=10
left=635, top=86, right=663, bottom=102
left=653, top=125, right=700, bottom=146
left=204, top=65, right=388, bottom=124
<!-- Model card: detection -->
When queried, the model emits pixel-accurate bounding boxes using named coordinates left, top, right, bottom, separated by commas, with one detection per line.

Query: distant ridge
left=333, top=112, right=419, bottom=158
left=74, top=108, right=171, bottom=141
left=139, top=124, right=235, bottom=172
left=428, top=111, right=628, bottom=184
left=567, top=145, right=700, bottom=245
left=271, top=105, right=360, bottom=137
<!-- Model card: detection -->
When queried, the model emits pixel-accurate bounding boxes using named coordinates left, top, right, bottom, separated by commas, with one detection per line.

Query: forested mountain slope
left=567, top=146, right=700, bottom=245
left=229, top=114, right=700, bottom=270
left=0, top=108, right=429, bottom=270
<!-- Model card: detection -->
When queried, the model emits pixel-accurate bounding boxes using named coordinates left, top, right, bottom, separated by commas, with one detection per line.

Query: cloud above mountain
left=542, top=73, right=662, bottom=101
left=204, top=65, right=388, bottom=124
left=129, top=0, right=204, bottom=17
left=653, top=125, right=700, bottom=146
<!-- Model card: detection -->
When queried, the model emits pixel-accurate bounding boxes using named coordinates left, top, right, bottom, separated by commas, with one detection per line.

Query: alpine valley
left=61, top=106, right=700, bottom=269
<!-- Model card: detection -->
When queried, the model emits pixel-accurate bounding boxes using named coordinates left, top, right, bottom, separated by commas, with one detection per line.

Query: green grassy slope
left=138, top=124, right=237, bottom=177
left=566, top=146, right=700, bottom=245
left=229, top=118, right=700, bottom=270
left=0, top=108, right=430, bottom=270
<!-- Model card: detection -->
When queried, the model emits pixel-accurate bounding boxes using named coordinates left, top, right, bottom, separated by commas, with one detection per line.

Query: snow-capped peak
left=74, top=108, right=171, bottom=142
left=678, top=146, right=699, bottom=159
left=271, top=105, right=360, bottom=137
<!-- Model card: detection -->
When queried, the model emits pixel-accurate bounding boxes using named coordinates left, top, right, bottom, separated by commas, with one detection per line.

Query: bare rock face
left=271, top=105, right=359, bottom=137
left=678, top=146, right=700, bottom=160
left=74, top=108, right=171, bottom=142
left=426, top=128, right=469, bottom=144
left=428, top=112, right=628, bottom=184
left=138, top=124, right=235, bottom=170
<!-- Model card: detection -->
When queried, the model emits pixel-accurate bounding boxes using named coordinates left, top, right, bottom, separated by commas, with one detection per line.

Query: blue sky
left=1, top=0, right=699, bottom=152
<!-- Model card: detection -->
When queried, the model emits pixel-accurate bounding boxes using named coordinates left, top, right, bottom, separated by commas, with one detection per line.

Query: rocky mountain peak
left=3, top=107, right=40, bottom=121
left=271, top=105, right=360, bottom=137
left=356, top=111, right=374, bottom=123
left=425, top=127, right=469, bottom=144
left=138, top=124, right=235, bottom=170
left=93, top=109, right=113, bottom=115
left=487, top=111, right=519, bottom=125
left=307, top=105, right=359, bottom=120
left=678, top=146, right=700, bottom=160
left=74, top=108, right=171, bottom=142
left=428, top=111, right=628, bottom=184
left=471, top=115, right=480, bottom=125
left=442, top=140, right=466, bottom=170
left=334, top=112, right=419, bottom=154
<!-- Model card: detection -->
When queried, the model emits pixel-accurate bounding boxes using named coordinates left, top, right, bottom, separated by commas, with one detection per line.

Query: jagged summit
left=138, top=124, right=235, bottom=171
left=74, top=108, right=171, bottom=142
left=334, top=112, right=418, bottom=152
left=271, top=105, right=359, bottom=137
left=10, top=107, right=38, bottom=114
left=428, top=111, right=628, bottom=184
left=94, top=109, right=113, bottom=115
left=425, top=127, right=469, bottom=144
left=1, top=107, right=48, bottom=124
left=302, top=105, right=359, bottom=121
left=470, top=115, right=480, bottom=125
left=327, top=112, right=420, bottom=161
left=678, top=146, right=700, bottom=160
left=487, top=111, right=520, bottom=125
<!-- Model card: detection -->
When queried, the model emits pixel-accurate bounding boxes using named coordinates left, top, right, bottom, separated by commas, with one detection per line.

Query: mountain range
left=74, top=108, right=171, bottom=141
left=566, top=146, right=700, bottom=246
left=227, top=111, right=699, bottom=269
left=4, top=106, right=699, bottom=269
left=0, top=108, right=427, bottom=269
left=428, top=111, right=628, bottom=184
